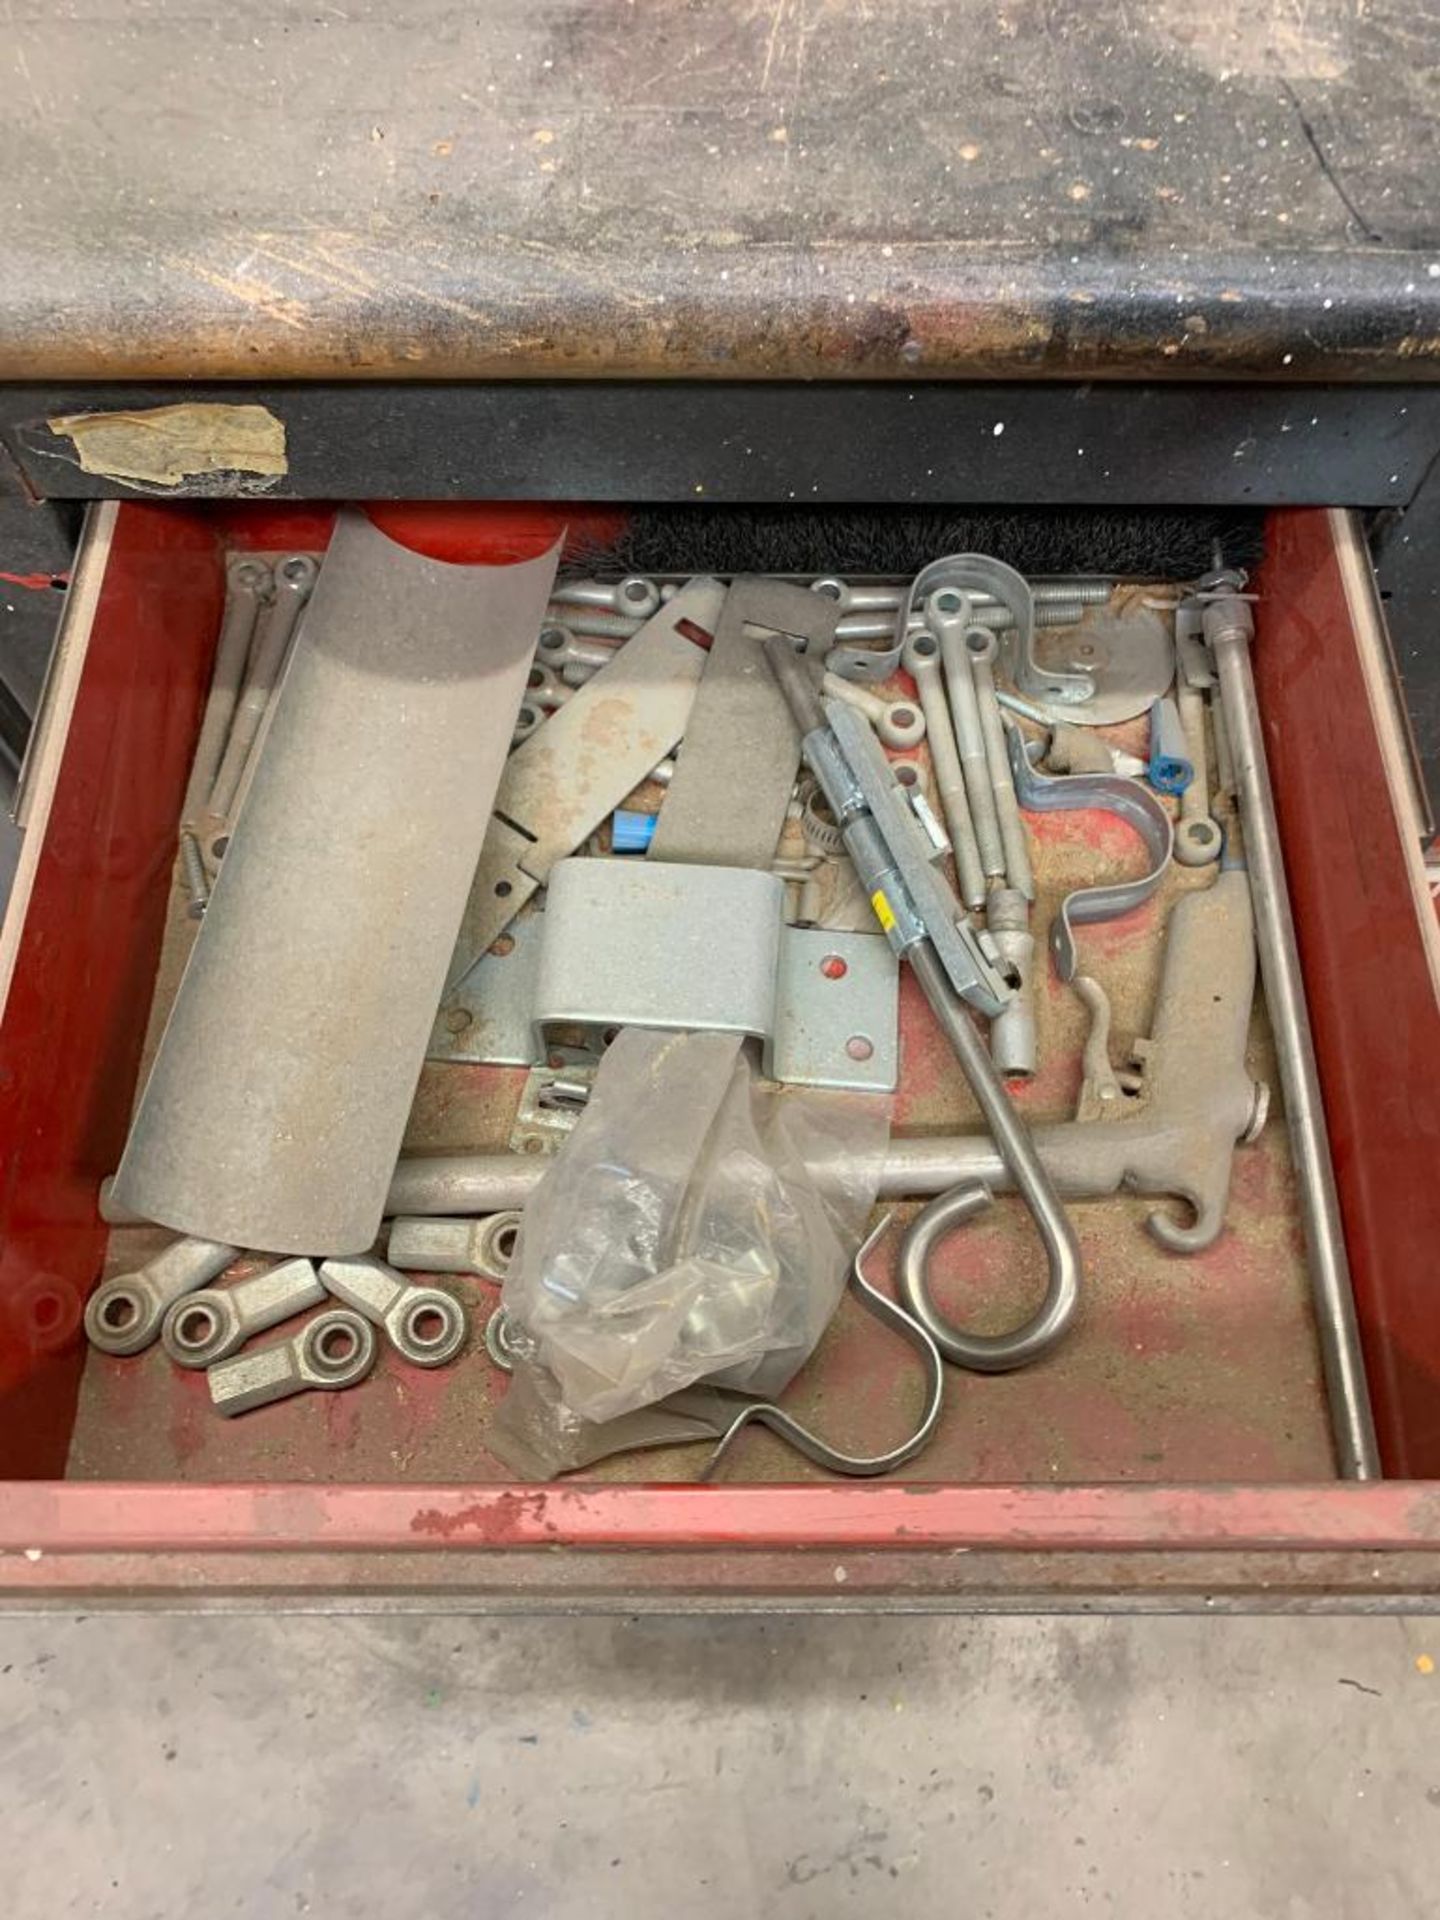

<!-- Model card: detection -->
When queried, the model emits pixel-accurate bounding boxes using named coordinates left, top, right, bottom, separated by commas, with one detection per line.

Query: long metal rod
left=1208, top=600, right=1380, bottom=1481
left=972, top=648, right=1034, bottom=898
left=934, top=609, right=1006, bottom=875
left=207, top=554, right=317, bottom=819
left=97, top=1115, right=1215, bottom=1222
left=900, top=632, right=987, bottom=909
left=180, top=558, right=269, bottom=826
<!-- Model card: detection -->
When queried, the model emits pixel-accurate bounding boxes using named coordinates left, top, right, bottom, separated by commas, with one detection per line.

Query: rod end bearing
left=84, top=1278, right=161, bottom=1357
left=389, top=1289, right=467, bottom=1368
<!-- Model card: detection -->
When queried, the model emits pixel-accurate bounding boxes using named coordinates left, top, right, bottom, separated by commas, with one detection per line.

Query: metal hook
left=698, top=1214, right=945, bottom=1481
left=903, top=934, right=1085, bottom=1374
left=896, top=1180, right=1078, bottom=1372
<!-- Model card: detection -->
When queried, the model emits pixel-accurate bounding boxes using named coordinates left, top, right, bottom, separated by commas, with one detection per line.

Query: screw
left=543, top=604, right=644, bottom=640
left=179, top=830, right=210, bottom=920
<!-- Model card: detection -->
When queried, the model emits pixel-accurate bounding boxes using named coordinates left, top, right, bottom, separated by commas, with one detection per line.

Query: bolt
left=550, top=576, right=660, bottom=617
left=813, top=578, right=1114, bottom=616
left=833, top=603, right=1091, bottom=643
left=542, top=604, right=644, bottom=641
left=179, top=830, right=210, bottom=920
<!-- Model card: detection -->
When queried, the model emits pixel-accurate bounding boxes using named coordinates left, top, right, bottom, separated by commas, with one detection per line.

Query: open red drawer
left=0, top=499, right=1437, bottom=1612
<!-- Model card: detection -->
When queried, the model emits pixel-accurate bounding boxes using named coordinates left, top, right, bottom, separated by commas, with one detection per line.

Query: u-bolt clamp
left=1003, top=721, right=1173, bottom=982
left=895, top=554, right=1095, bottom=708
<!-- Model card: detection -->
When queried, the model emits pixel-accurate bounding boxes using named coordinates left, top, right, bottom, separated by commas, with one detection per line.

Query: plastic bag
left=501, top=1028, right=888, bottom=1424
left=486, top=1313, right=738, bottom=1481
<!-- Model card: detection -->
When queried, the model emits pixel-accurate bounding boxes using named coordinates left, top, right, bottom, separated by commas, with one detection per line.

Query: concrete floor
left=3, top=1613, right=1438, bottom=1916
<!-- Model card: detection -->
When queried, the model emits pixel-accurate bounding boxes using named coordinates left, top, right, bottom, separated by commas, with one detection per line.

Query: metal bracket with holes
left=444, top=576, right=726, bottom=998
left=429, top=909, right=544, bottom=1066
left=428, top=859, right=899, bottom=1093
left=509, top=1067, right=594, bottom=1156
left=867, top=552, right=1097, bottom=702
left=534, top=858, right=785, bottom=1061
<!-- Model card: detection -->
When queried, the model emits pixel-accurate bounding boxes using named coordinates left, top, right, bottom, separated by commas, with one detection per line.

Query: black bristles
left=566, top=506, right=1266, bottom=582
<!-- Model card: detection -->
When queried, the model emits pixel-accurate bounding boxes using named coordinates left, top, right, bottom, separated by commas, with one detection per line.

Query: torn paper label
left=45, top=402, right=287, bottom=489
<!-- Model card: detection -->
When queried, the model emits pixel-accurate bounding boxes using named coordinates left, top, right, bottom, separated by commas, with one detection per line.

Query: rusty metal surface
left=66, top=661, right=1333, bottom=1492
left=3, top=1, right=1440, bottom=382
left=14, top=1478, right=1440, bottom=1551
left=8, top=1482, right=1440, bottom=1608
left=8, top=1546, right=1440, bottom=1611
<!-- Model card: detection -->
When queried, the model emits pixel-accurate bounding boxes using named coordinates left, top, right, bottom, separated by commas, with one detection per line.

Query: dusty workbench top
left=5, top=0, right=1440, bottom=382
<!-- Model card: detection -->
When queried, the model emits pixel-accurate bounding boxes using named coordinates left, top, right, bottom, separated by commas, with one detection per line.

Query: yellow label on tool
left=870, top=889, right=896, bottom=933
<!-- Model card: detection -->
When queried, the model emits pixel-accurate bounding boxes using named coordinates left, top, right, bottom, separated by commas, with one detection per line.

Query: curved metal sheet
left=112, top=509, right=560, bottom=1254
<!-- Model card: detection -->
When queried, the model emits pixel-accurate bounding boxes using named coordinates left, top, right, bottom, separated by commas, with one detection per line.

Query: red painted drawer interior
left=0, top=498, right=1436, bottom=1606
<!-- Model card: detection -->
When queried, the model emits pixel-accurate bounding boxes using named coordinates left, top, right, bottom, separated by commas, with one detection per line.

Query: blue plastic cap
left=612, top=809, right=658, bottom=852
left=1148, top=696, right=1194, bottom=796
left=1149, top=756, right=1192, bottom=796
